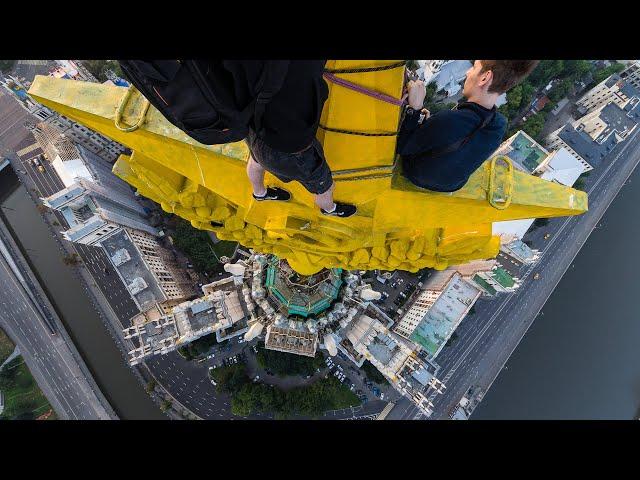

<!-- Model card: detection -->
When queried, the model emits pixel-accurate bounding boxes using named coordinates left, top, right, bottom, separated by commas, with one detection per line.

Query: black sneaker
left=321, top=202, right=357, bottom=218
left=252, top=186, right=291, bottom=202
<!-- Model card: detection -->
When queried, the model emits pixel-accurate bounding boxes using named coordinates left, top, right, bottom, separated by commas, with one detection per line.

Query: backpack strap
left=425, top=104, right=496, bottom=158
left=252, top=61, right=290, bottom=134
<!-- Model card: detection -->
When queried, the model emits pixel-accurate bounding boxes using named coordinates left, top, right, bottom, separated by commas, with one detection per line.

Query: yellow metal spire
left=28, top=60, right=587, bottom=275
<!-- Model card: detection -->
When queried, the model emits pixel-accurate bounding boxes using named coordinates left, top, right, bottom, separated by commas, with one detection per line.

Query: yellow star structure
left=28, top=61, right=587, bottom=275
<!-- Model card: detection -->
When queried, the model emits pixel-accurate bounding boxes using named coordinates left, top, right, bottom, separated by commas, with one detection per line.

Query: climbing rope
left=320, top=62, right=407, bottom=137
left=323, top=72, right=405, bottom=107
left=318, top=124, right=398, bottom=137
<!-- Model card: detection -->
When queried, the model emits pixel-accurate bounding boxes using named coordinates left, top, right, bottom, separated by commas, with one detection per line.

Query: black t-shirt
left=398, top=101, right=507, bottom=192
left=221, top=60, right=328, bottom=153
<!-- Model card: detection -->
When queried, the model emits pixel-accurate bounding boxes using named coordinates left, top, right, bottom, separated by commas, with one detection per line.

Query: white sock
left=254, top=187, right=267, bottom=198
left=325, top=203, right=337, bottom=213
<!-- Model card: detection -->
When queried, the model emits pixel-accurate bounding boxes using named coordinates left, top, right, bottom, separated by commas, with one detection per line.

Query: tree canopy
left=255, top=342, right=324, bottom=377
left=211, top=363, right=360, bottom=418
left=81, top=60, right=124, bottom=82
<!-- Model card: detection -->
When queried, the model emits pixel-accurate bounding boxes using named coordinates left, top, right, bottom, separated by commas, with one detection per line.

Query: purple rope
left=323, top=72, right=405, bottom=107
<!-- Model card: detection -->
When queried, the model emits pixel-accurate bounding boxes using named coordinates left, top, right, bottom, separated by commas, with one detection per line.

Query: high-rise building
left=101, top=228, right=196, bottom=312
left=343, top=312, right=443, bottom=416
left=577, top=62, right=640, bottom=116
left=39, top=127, right=159, bottom=247
left=44, top=114, right=126, bottom=163
left=394, top=271, right=482, bottom=359
left=124, top=277, right=246, bottom=365
left=43, top=180, right=158, bottom=245
left=547, top=102, right=638, bottom=171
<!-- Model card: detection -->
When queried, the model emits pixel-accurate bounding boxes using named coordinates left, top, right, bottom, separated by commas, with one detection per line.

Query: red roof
left=535, top=96, right=550, bottom=111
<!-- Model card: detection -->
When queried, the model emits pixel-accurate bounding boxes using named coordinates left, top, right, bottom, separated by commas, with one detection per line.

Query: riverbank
left=0, top=167, right=163, bottom=419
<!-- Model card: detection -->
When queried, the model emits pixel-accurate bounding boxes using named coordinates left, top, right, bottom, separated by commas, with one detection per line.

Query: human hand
left=406, top=80, right=427, bottom=110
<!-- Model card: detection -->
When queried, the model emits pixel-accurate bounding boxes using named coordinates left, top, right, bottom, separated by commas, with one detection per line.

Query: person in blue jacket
left=398, top=60, right=539, bottom=192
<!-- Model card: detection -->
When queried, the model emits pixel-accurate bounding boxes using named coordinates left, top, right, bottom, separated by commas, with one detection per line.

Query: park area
left=0, top=328, right=56, bottom=420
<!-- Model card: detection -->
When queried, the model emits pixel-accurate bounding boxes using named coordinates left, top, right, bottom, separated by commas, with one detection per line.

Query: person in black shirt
left=233, top=60, right=357, bottom=218
left=398, top=60, right=539, bottom=192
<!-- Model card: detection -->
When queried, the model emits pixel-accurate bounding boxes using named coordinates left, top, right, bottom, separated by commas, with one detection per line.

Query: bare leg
left=314, top=181, right=336, bottom=212
left=246, top=154, right=267, bottom=197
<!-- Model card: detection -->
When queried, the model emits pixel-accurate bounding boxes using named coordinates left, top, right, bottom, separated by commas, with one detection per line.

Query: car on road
left=534, top=273, right=540, bottom=280
left=544, top=233, right=551, bottom=239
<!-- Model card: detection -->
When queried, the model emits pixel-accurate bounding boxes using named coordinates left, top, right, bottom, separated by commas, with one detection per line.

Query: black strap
left=252, top=61, right=289, bottom=134
left=418, top=104, right=496, bottom=159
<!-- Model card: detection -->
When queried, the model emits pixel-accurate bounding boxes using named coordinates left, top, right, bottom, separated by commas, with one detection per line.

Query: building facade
left=547, top=101, right=638, bottom=172
left=43, top=180, right=158, bottom=245
left=126, top=229, right=196, bottom=303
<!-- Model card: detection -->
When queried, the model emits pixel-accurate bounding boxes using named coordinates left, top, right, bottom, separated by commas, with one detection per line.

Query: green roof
left=264, top=257, right=343, bottom=317
left=492, top=267, right=515, bottom=288
left=472, top=275, right=496, bottom=296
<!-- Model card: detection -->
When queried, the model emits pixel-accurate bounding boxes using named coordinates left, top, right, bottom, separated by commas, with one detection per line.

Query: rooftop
left=503, top=239, right=537, bottom=263
left=409, top=273, right=481, bottom=358
left=100, top=229, right=166, bottom=311
left=558, top=122, right=619, bottom=167
left=593, top=102, right=637, bottom=143
left=264, top=325, right=318, bottom=357
left=539, top=148, right=584, bottom=187
left=497, top=131, right=549, bottom=173
left=472, top=274, right=497, bottom=296
left=491, top=267, right=515, bottom=289
left=265, top=257, right=343, bottom=317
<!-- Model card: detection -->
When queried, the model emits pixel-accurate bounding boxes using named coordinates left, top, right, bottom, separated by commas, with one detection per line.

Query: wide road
left=391, top=125, right=640, bottom=420
left=0, top=223, right=113, bottom=419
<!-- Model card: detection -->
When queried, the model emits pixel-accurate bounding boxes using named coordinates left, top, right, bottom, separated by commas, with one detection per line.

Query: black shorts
left=247, top=130, right=333, bottom=195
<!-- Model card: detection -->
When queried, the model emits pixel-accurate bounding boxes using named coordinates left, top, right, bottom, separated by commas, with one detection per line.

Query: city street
left=390, top=123, right=640, bottom=420
left=0, top=221, right=113, bottom=419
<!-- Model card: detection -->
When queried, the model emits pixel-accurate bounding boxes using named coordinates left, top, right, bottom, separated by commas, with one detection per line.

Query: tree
left=362, top=360, right=389, bottom=385
left=423, top=82, right=437, bottom=105
left=177, top=346, right=193, bottom=361
left=172, top=219, right=224, bottom=275
left=548, top=78, right=572, bottom=103
left=574, top=177, right=586, bottom=192
left=0, top=60, right=16, bottom=73
left=521, top=112, right=547, bottom=142
left=159, top=399, right=172, bottom=412
left=564, top=60, right=592, bottom=82
left=592, top=62, right=625, bottom=85
left=445, top=331, right=459, bottom=347
left=255, top=342, right=324, bottom=377
left=145, top=379, right=157, bottom=393
left=82, top=60, right=124, bottom=82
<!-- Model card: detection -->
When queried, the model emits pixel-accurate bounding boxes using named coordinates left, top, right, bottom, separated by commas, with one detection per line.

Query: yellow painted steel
left=28, top=60, right=588, bottom=275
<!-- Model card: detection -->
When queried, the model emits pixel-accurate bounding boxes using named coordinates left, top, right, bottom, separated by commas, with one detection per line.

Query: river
left=0, top=167, right=164, bottom=420
left=473, top=163, right=640, bottom=419
left=3, top=153, right=640, bottom=419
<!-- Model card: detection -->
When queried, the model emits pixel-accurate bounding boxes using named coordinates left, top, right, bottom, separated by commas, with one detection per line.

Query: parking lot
left=323, top=350, right=399, bottom=404
left=363, top=269, right=432, bottom=321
